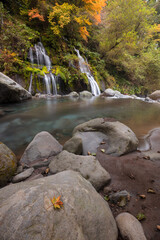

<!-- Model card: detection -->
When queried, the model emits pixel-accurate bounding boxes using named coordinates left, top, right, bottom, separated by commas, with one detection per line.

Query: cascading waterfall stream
left=75, top=49, right=101, bottom=96
left=28, top=42, right=57, bottom=95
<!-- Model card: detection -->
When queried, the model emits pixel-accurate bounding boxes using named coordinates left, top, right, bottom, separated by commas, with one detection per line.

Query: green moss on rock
left=0, top=142, right=17, bottom=187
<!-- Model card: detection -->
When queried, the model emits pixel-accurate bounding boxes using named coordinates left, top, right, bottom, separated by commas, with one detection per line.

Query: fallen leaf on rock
left=157, top=225, right=160, bottom=231
left=46, top=195, right=63, bottom=210
left=51, top=196, right=63, bottom=209
left=147, top=188, right=156, bottom=194
left=100, top=149, right=105, bottom=153
left=139, top=194, right=146, bottom=199
left=137, top=213, right=146, bottom=221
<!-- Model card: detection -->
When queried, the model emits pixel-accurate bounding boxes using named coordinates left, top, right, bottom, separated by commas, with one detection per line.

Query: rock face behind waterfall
left=0, top=170, right=118, bottom=240
left=0, top=72, right=31, bottom=103
left=73, top=118, right=138, bottom=156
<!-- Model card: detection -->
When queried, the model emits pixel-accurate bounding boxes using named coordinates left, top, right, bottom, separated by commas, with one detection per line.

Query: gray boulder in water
left=0, top=170, right=118, bottom=240
left=80, top=90, right=93, bottom=98
left=73, top=118, right=138, bottom=156
left=0, top=72, right=31, bottom=103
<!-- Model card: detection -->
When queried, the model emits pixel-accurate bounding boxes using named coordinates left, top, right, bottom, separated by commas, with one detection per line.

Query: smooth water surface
left=0, top=97, right=160, bottom=155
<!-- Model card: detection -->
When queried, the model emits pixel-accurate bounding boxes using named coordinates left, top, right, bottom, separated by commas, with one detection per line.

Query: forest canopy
left=0, top=0, right=160, bottom=94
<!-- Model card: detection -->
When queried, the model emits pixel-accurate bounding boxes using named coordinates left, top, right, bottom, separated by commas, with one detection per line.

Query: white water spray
left=75, top=49, right=100, bottom=96
left=28, top=42, right=57, bottom=95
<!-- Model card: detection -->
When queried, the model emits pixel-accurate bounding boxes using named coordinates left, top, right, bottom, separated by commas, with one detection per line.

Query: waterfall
left=28, top=73, right=33, bottom=93
left=75, top=49, right=101, bottom=96
left=28, top=42, right=57, bottom=95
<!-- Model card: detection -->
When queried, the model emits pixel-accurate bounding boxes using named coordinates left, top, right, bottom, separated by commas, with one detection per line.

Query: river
left=0, top=96, right=160, bottom=156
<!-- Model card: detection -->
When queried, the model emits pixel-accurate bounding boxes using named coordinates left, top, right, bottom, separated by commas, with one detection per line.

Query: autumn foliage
left=82, top=0, right=106, bottom=24
left=50, top=196, right=63, bottom=209
left=48, top=0, right=106, bottom=41
left=28, top=8, right=45, bottom=22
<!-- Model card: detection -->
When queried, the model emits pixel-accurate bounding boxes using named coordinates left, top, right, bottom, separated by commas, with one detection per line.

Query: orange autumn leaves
left=28, top=8, right=45, bottom=22
left=47, top=195, right=63, bottom=210
left=48, top=0, right=107, bottom=41
left=83, top=0, right=106, bottom=24
left=51, top=196, right=63, bottom=209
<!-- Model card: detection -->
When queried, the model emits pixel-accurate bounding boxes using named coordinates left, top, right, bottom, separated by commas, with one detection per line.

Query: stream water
left=0, top=97, right=160, bottom=156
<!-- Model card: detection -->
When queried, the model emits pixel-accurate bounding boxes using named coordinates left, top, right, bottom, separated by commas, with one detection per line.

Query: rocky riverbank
left=0, top=118, right=160, bottom=240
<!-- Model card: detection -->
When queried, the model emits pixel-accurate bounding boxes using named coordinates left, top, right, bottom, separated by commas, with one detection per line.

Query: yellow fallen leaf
left=100, top=149, right=105, bottom=153
left=147, top=188, right=156, bottom=194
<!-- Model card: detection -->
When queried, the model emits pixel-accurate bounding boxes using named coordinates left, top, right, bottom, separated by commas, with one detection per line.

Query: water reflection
left=0, top=97, right=160, bottom=154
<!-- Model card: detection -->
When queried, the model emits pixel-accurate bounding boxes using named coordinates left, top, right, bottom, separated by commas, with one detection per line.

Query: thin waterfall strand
left=75, top=49, right=100, bottom=96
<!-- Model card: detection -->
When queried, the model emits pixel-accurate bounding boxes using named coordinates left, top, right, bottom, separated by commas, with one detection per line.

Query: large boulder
left=20, top=131, right=62, bottom=166
left=102, top=88, right=115, bottom=97
left=0, top=72, right=31, bottom=103
left=138, top=127, right=160, bottom=160
left=0, top=142, right=17, bottom=186
left=116, top=212, right=147, bottom=240
left=0, top=170, right=118, bottom=240
left=73, top=118, right=138, bottom=156
left=80, top=90, right=93, bottom=98
left=49, top=150, right=111, bottom=190
left=149, top=90, right=160, bottom=100
left=63, top=136, right=82, bottom=154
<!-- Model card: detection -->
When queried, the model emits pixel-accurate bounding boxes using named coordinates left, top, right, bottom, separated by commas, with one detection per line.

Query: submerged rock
left=0, top=170, right=118, bottom=240
left=20, top=131, right=62, bottom=166
left=0, top=72, right=31, bottom=103
left=67, top=91, right=79, bottom=98
left=63, top=136, right=82, bottom=154
left=116, top=212, right=147, bottom=240
left=73, top=118, right=138, bottom=156
left=0, top=142, right=17, bottom=187
left=102, top=88, right=116, bottom=97
left=80, top=90, right=93, bottom=98
left=49, top=150, right=111, bottom=190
